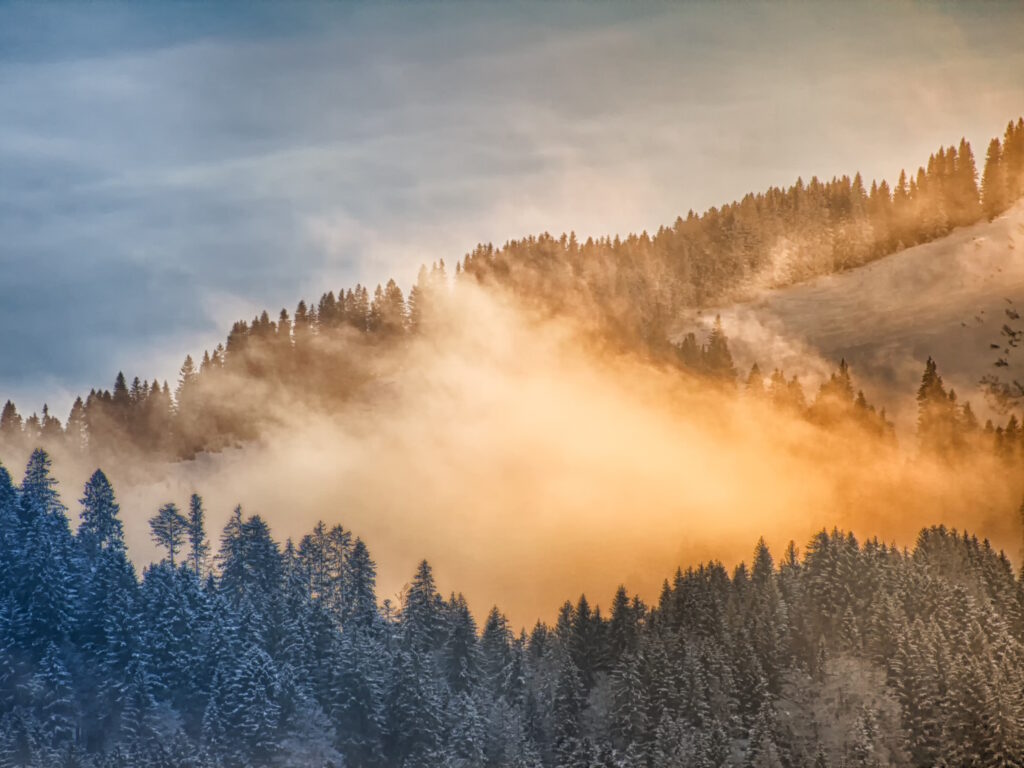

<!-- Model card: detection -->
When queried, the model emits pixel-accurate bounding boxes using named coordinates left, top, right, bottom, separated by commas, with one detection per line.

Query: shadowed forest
left=3, top=450, right=1024, bottom=767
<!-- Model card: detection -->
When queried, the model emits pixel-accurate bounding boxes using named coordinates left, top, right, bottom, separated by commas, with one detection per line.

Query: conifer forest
left=4, top=3, right=1024, bottom=767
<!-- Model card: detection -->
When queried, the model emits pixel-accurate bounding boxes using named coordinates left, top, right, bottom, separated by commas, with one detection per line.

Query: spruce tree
left=148, top=503, right=187, bottom=566
left=0, top=400, right=22, bottom=440
left=703, top=315, right=737, bottom=384
left=226, top=645, right=281, bottom=765
left=344, top=537, right=380, bottom=632
left=402, top=560, right=443, bottom=655
left=31, top=642, right=76, bottom=752
left=77, top=469, right=124, bottom=556
left=330, top=630, right=386, bottom=766
left=18, top=449, right=66, bottom=526
left=982, top=137, right=1007, bottom=219
left=186, top=493, right=210, bottom=578
left=552, top=652, right=586, bottom=768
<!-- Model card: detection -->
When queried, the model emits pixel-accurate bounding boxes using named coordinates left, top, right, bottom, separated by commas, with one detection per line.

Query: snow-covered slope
left=688, top=199, right=1024, bottom=427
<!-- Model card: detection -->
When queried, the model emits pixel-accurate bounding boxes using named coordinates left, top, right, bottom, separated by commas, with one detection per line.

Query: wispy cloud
left=2, top=1, right=1023, bottom=415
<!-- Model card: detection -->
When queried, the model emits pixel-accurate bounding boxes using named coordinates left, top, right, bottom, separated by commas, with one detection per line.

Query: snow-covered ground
left=686, top=199, right=1024, bottom=428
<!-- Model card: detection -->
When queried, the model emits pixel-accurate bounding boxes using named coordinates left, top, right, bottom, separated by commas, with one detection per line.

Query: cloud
left=2, top=0, right=1023, bottom=421
left=4, top=283, right=1022, bottom=629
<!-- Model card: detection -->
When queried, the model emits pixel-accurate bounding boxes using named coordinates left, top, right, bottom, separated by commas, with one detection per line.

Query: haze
left=3, top=1, right=1024, bottom=413
left=1, top=283, right=1019, bottom=628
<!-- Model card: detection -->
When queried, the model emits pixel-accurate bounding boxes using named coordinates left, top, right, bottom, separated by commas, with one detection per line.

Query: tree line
left=2, top=450, right=1024, bottom=766
left=7, top=304, right=1024, bottom=475
left=649, top=314, right=1024, bottom=463
left=2, top=119, right=1023, bottom=462
left=461, top=118, right=1024, bottom=343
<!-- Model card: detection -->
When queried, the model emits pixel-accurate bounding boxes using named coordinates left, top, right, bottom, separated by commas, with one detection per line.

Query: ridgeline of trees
left=5, top=287, right=1024, bottom=477
left=462, top=117, right=1024, bottom=342
left=3, top=119, right=1024, bottom=463
left=2, top=450, right=1024, bottom=766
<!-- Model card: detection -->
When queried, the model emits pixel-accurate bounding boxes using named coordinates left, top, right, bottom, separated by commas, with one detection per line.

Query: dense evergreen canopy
left=3, top=116, right=1024, bottom=767
left=2, top=451, right=1024, bottom=766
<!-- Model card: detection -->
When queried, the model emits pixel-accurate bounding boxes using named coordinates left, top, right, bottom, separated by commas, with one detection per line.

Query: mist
left=5, top=1, right=1024, bottom=416
left=3, top=282, right=1019, bottom=629
left=699, top=200, right=1024, bottom=432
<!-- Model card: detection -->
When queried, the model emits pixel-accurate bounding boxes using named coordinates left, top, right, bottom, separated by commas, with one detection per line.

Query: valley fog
left=6, top=283, right=1021, bottom=628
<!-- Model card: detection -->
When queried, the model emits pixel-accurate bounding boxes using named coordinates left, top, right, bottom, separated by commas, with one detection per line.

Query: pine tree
left=407, top=265, right=430, bottom=333
left=385, top=646, right=443, bottom=767
left=0, top=400, right=22, bottom=440
left=750, top=538, right=787, bottom=692
left=77, top=469, right=124, bottom=556
left=84, top=546, right=140, bottom=750
left=201, top=666, right=230, bottom=759
left=746, top=699, right=784, bottom=768
left=916, top=357, right=955, bottom=454
left=117, top=656, right=157, bottom=748
left=18, top=449, right=66, bottom=526
left=552, top=652, right=586, bottom=768
left=746, top=363, right=766, bottom=399
left=275, top=691, right=344, bottom=768
left=31, top=642, right=77, bottom=751
left=445, top=690, right=486, bottom=768
left=982, top=137, right=1007, bottom=220
left=293, top=300, right=313, bottom=350
left=480, top=606, right=513, bottom=699
left=442, top=593, right=479, bottom=693
left=299, top=520, right=332, bottom=605
left=953, top=137, right=982, bottom=226
left=610, top=649, right=650, bottom=757
left=703, top=315, right=737, bottom=384
left=217, top=505, right=246, bottom=604
left=16, top=452, right=75, bottom=649
left=846, top=706, right=879, bottom=768
left=277, top=308, right=293, bottom=351
left=324, top=524, right=352, bottom=620
left=148, top=503, right=187, bottom=566
left=330, top=630, right=387, bottom=766
left=226, top=645, right=281, bottom=765
left=402, top=560, right=443, bottom=655
left=176, top=355, right=198, bottom=419
left=381, top=278, right=408, bottom=335
left=344, top=538, right=380, bottom=632
left=186, top=494, right=210, bottom=578
left=65, top=397, right=88, bottom=453
left=573, top=593, right=609, bottom=692
left=111, top=372, right=130, bottom=422
left=1006, top=118, right=1024, bottom=202
left=0, top=463, right=16, bottom=536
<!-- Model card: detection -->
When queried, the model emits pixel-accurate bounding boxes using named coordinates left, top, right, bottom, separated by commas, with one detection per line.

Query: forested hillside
left=5, top=117, right=1024, bottom=768
left=2, top=118, right=1023, bottom=463
left=2, top=449, right=1024, bottom=767
left=463, top=120, right=1024, bottom=343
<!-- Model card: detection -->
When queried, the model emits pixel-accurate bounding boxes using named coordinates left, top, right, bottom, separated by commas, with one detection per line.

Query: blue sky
left=2, top=1, right=1023, bottom=417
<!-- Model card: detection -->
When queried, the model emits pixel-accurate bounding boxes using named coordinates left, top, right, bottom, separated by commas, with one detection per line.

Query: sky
left=2, top=1, right=1024, bottom=418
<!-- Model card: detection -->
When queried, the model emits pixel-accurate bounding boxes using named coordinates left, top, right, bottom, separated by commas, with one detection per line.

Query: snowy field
left=690, top=199, right=1024, bottom=428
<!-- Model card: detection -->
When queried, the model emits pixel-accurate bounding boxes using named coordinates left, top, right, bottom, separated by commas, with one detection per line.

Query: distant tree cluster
left=2, top=119, right=1023, bottom=464
left=912, top=355, right=1024, bottom=464
left=982, top=119, right=1024, bottom=221
left=3, top=450, right=1024, bottom=766
left=462, top=119, right=1024, bottom=344
left=738, top=347, right=1024, bottom=464
left=14, top=300, right=1024, bottom=484
left=0, top=262, right=452, bottom=461
left=684, top=327, right=1024, bottom=468
left=752, top=357, right=894, bottom=441
left=676, top=316, right=893, bottom=439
